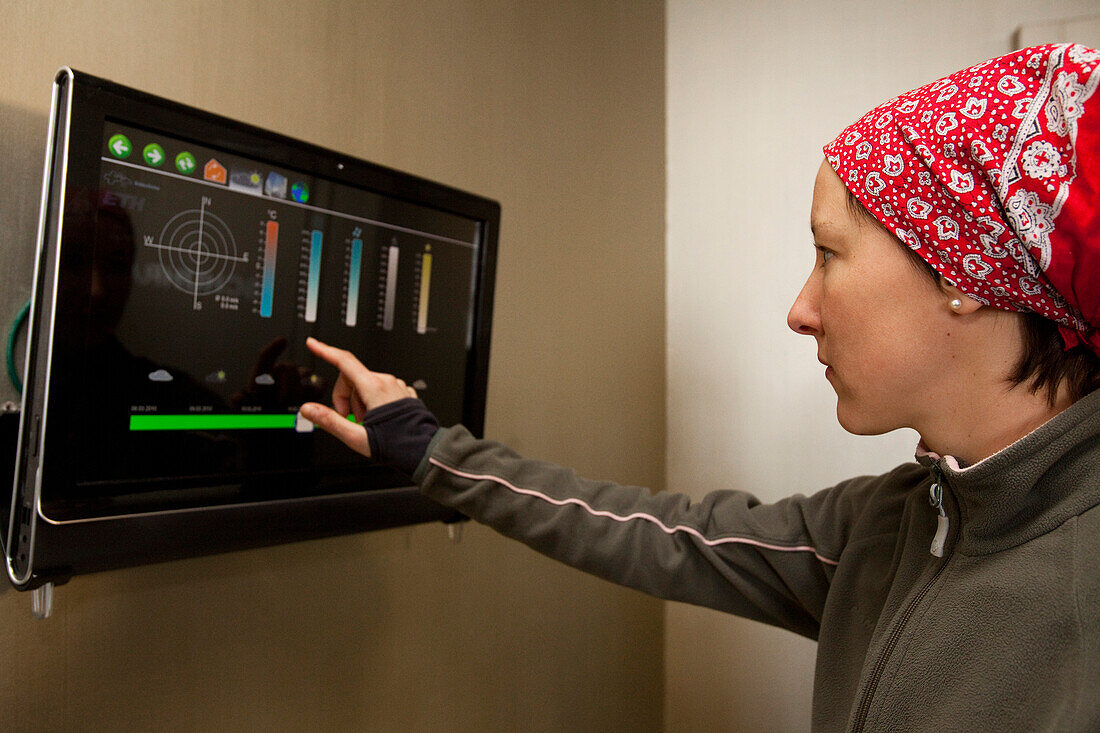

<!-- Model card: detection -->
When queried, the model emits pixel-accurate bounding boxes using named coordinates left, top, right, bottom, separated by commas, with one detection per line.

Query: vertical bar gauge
left=305, top=229, right=323, bottom=323
left=417, top=248, right=432, bottom=334
left=383, top=244, right=399, bottom=331
left=345, top=237, right=362, bottom=327
left=260, top=219, right=278, bottom=318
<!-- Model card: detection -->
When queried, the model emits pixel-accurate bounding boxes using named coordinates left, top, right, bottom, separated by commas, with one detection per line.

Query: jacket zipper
left=850, top=464, right=953, bottom=732
left=928, top=472, right=950, bottom=558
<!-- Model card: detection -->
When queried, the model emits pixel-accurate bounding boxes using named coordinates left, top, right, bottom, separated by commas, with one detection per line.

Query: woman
left=300, top=44, right=1100, bottom=731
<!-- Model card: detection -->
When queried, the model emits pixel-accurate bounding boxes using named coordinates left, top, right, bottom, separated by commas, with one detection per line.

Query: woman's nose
left=787, top=273, right=821, bottom=336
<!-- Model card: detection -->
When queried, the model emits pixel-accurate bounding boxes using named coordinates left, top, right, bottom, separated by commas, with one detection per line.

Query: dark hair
left=1010, top=313, right=1100, bottom=405
left=845, top=189, right=1100, bottom=404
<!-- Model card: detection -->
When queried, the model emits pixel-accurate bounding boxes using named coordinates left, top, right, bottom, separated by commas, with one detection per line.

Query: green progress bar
left=129, top=414, right=298, bottom=431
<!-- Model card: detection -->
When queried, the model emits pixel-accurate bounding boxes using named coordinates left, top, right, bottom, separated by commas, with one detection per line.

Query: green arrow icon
left=143, top=143, right=165, bottom=167
left=108, top=134, right=132, bottom=159
left=175, top=151, right=196, bottom=175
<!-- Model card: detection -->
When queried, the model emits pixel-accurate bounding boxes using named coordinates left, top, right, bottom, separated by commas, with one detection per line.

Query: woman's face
left=787, top=160, right=958, bottom=436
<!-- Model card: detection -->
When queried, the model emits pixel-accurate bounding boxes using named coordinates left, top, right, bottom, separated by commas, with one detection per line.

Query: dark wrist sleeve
left=362, top=398, right=441, bottom=477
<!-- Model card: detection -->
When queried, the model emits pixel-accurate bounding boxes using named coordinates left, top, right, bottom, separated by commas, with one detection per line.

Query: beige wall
left=665, top=1, right=1099, bottom=731
left=0, top=1, right=665, bottom=730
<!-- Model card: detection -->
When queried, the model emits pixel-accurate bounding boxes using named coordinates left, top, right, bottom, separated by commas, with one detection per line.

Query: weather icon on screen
left=265, top=172, right=288, bottom=199
left=290, top=181, right=309, bottom=203
left=229, top=169, right=264, bottom=195
left=148, top=369, right=174, bottom=383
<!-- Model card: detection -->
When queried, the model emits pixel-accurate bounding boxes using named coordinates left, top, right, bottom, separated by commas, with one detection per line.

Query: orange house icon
left=204, top=158, right=227, bottom=184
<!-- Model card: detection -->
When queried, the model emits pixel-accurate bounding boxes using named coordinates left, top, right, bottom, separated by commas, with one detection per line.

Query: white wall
left=665, top=2, right=1099, bottom=730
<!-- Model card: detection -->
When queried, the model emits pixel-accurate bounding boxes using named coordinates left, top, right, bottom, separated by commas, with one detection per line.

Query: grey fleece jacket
left=412, top=388, right=1100, bottom=731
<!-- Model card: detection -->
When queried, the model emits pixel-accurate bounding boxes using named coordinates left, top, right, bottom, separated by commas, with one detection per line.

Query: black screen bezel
left=6, top=68, right=498, bottom=589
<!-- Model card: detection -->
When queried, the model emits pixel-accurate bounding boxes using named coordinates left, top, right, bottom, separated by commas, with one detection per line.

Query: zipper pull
left=928, top=478, right=949, bottom=558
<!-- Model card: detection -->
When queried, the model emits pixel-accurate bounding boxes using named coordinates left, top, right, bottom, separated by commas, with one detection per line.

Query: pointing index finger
left=306, top=336, right=384, bottom=405
left=306, top=337, right=368, bottom=376
left=306, top=338, right=414, bottom=412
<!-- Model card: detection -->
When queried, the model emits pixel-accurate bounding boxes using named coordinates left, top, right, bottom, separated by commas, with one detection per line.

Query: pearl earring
left=950, top=298, right=963, bottom=310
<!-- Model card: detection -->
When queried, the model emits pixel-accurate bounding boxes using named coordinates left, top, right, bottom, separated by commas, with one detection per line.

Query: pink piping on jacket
left=428, top=458, right=840, bottom=567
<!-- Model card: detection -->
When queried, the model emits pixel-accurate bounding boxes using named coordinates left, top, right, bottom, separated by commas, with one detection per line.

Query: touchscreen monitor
left=6, top=68, right=498, bottom=589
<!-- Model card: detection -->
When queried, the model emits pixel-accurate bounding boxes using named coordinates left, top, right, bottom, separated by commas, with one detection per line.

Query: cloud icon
left=254, top=373, right=275, bottom=386
left=148, top=369, right=173, bottom=383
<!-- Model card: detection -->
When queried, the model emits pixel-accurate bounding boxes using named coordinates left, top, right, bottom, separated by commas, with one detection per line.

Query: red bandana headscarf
left=824, top=44, right=1100, bottom=355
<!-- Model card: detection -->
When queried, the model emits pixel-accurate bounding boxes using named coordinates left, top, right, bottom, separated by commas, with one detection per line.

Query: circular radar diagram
left=154, top=207, right=243, bottom=303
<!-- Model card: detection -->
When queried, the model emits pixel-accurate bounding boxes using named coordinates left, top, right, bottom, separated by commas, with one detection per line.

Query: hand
left=299, top=337, right=418, bottom=458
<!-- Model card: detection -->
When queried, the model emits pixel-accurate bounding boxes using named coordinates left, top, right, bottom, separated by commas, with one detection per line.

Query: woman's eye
left=817, top=247, right=834, bottom=265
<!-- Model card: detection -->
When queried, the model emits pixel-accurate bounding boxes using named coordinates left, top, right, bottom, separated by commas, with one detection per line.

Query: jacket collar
left=915, top=388, right=1100, bottom=555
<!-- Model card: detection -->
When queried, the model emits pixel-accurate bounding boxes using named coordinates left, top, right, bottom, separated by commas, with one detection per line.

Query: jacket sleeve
left=414, top=426, right=896, bottom=639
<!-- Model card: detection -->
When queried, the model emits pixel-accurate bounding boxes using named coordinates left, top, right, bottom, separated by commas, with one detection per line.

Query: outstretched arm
left=299, top=336, right=866, bottom=636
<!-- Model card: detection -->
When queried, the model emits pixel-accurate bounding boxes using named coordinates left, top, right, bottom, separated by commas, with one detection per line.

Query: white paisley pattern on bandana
left=823, top=44, right=1100, bottom=355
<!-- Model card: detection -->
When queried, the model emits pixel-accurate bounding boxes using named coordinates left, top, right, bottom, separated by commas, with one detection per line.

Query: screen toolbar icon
left=143, top=143, right=165, bottom=167
left=108, top=134, right=132, bottom=159
left=229, top=169, right=263, bottom=194
left=265, top=172, right=288, bottom=198
left=175, top=151, right=197, bottom=175
left=204, top=158, right=227, bottom=184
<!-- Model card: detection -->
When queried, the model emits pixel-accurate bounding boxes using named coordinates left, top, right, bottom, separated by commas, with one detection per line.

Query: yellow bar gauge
left=417, top=249, right=432, bottom=334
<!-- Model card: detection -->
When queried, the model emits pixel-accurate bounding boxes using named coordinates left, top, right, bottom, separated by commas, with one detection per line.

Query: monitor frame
left=5, top=68, right=499, bottom=590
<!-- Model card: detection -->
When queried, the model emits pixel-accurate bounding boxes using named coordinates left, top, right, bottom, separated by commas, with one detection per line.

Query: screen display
left=6, top=69, right=496, bottom=589
left=41, top=120, right=484, bottom=518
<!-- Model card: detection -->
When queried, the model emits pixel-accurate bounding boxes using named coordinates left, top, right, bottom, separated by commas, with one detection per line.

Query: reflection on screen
left=44, top=122, right=482, bottom=508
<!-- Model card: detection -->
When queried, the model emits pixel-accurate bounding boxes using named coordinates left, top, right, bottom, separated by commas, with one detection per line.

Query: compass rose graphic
left=144, top=197, right=248, bottom=310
